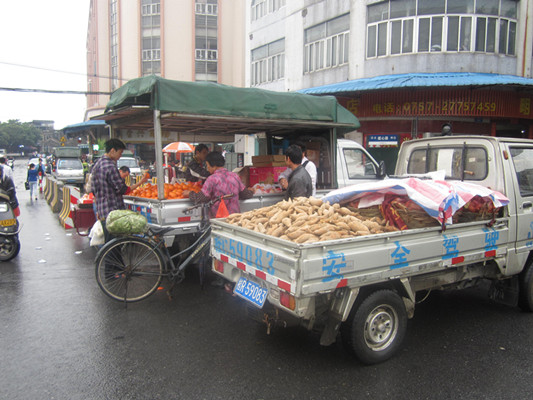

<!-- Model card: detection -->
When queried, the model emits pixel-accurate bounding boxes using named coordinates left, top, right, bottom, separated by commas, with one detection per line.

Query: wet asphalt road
left=1, top=165, right=533, bottom=400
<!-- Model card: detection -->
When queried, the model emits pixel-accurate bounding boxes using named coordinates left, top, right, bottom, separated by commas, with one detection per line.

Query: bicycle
left=94, top=194, right=233, bottom=303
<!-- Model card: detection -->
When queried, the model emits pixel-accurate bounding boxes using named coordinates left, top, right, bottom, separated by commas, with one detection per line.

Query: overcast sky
left=0, top=0, right=91, bottom=130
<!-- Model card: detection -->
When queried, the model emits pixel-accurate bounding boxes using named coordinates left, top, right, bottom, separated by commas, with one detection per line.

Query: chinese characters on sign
left=340, top=92, right=533, bottom=119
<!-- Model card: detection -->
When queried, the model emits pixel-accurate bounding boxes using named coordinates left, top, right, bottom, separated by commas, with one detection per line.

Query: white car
left=52, top=158, right=85, bottom=185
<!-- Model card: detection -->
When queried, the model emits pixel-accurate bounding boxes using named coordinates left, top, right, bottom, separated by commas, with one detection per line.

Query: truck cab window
left=407, top=146, right=487, bottom=180
left=343, top=148, right=377, bottom=178
left=510, top=147, right=533, bottom=196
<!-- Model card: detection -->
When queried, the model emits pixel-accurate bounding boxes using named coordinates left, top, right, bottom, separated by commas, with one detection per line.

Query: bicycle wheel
left=95, top=236, right=164, bottom=302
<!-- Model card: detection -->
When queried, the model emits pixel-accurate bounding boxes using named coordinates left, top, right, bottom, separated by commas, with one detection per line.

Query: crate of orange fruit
left=129, top=181, right=203, bottom=200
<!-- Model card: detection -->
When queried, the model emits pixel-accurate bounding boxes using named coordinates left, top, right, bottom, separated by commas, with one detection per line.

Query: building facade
left=86, top=0, right=246, bottom=121
left=247, top=0, right=533, bottom=171
left=247, top=0, right=532, bottom=89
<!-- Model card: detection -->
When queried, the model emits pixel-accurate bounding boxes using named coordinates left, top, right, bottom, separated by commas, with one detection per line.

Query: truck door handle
left=523, top=202, right=533, bottom=209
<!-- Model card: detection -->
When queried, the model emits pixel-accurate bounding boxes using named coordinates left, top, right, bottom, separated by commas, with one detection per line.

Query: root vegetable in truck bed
left=225, top=197, right=398, bottom=243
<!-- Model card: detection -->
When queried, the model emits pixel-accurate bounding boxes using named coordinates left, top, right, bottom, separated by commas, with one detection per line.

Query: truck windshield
left=407, top=146, right=488, bottom=180
left=343, top=149, right=377, bottom=178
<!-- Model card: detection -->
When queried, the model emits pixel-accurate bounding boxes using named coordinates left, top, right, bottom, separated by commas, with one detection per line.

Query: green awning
left=102, top=76, right=359, bottom=130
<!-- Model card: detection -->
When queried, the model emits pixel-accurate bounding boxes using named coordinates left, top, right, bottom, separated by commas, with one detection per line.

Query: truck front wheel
left=341, top=290, right=407, bottom=365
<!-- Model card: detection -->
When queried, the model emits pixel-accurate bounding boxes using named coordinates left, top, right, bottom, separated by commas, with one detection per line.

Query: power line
left=0, top=60, right=131, bottom=82
left=0, top=87, right=112, bottom=95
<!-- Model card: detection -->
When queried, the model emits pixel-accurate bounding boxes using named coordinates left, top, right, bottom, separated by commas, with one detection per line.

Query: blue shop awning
left=62, top=120, right=107, bottom=134
left=299, top=72, right=533, bottom=95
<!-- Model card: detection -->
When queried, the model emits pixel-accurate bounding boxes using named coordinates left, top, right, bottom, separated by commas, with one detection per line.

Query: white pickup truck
left=210, top=135, right=533, bottom=364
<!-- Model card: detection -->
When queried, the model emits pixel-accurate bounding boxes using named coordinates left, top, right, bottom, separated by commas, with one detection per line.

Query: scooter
left=0, top=190, right=21, bottom=261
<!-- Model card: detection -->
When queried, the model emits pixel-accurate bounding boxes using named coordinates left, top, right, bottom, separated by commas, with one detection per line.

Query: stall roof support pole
left=154, top=109, right=165, bottom=200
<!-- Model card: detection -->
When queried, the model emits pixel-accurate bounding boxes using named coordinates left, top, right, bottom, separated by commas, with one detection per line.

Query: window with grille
left=366, top=0, right=517, bottom=58
left=195, top=0, right=218, bottom=81
left=251, top=38, right=285, bottom=85
left=304, top=14, right=349, bottom=73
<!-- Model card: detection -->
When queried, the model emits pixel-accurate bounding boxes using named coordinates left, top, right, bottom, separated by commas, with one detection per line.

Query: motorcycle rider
left=0, top=157, right=13, bottom=181
left=0, top=164, right=20, bottom=217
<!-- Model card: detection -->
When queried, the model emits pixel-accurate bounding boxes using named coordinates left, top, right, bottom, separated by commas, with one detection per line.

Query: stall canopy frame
left=91, top=75, right=360, bottom=134
left=91, top=76, right=360, bottom=199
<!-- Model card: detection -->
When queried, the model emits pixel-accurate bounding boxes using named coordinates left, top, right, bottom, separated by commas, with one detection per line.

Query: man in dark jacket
left=184, top=144, right=210, bottom=182
left=284, top=144, right=312, bottom=200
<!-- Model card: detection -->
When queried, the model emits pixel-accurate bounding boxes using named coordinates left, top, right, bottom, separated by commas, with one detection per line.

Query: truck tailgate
left=211, top=218, right=510, bottom=297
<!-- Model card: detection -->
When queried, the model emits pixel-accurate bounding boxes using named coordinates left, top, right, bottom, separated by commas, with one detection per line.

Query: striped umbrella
left=162, top=142, right=195, bottom=153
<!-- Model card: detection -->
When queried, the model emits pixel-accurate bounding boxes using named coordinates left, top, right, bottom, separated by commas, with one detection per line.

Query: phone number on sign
left=371, top=101, right=497, bottom=115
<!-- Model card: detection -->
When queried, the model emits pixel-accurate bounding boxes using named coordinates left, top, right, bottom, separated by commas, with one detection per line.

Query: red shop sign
left=338, top=89, right=533, bottom=119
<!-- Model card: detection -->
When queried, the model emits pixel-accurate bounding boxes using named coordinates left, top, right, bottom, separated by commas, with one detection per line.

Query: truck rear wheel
left=518, top=260, right=533, bottom=312
left=341, top=289, right=407, bottom=365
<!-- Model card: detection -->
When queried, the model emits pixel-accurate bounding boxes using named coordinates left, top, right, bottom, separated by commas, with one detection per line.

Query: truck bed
left=211, top=217, right=509, bottom=316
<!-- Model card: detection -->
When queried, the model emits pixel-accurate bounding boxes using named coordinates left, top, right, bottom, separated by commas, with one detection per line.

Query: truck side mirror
left=377, top=161, right=386, bottom=179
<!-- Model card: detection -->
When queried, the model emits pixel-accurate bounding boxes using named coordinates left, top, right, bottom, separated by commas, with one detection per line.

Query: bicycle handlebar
left=184, top=193, right=235, bottom=213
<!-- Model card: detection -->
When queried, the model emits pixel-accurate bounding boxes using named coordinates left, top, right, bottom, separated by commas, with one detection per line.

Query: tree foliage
left=0, top=120, right=43, bottom=152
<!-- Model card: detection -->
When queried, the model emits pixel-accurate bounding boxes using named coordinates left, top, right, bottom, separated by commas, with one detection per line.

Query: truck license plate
left=234, top=277, right=268, bottom=308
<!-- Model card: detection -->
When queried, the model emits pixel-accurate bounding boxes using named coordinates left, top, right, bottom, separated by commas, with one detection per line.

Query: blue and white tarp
left=322, top=177, right=509, bottom=225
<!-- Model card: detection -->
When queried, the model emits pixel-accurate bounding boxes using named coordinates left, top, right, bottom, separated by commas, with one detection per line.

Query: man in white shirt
left=0, top=157, right=13, bottom=181
left=278, top=143, right=317, bottom=196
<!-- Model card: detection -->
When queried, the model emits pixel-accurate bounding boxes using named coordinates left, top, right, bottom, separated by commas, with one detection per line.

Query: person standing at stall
left=183, top=151, right=254, bottom=218
left=184, top=144, right=210, bottom=182
left=278, top=143, right=317, bottom=196
left=183, top=151, right=254, bottom=289
left=283, top=144, right=313, bottom=200
left=91, top=139, right=148, bottom=230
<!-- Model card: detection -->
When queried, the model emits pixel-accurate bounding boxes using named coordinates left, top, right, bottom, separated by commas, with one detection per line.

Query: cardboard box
left=252, top=155, right=286, bottom=167
left=249, top=166, right=287, bottom=185
left=233, top=166, right=250, bottom=187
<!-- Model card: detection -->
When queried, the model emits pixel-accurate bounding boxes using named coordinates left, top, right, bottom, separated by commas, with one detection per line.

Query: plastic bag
left=106, top=210, right=147, bottom=235
left=89, top=220, right=105, bottom=246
